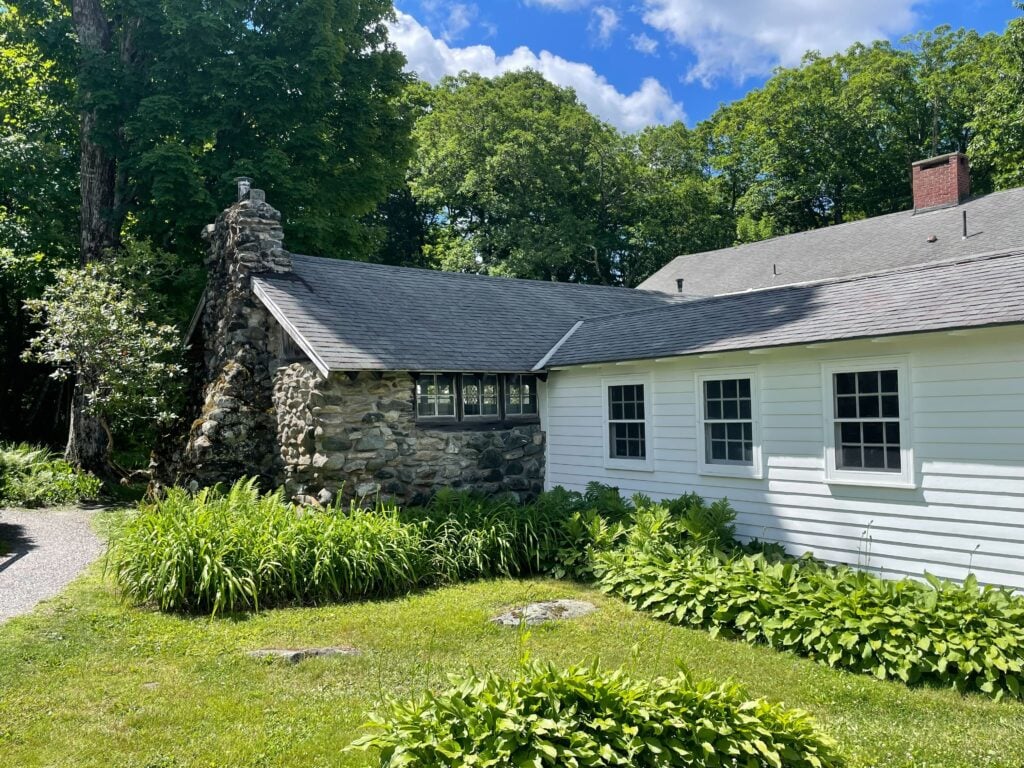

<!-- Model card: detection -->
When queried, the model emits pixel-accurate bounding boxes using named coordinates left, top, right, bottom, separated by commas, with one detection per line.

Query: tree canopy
left=2, top=1, right=1024, bottom=459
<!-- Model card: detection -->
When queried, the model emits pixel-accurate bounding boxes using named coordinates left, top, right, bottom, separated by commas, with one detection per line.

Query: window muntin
left=505, top=374, right=538, bottom=416
left=833, top=369, right=901, bottom=471
left=608, top=384, right=646, bottom=459
left=462, top=374, right=499, bottom=418
left=416, top=373, right=456, bottom=418
left=415, top=373, right=540, bottom=423
left=703, top=378, right=753, bottom=464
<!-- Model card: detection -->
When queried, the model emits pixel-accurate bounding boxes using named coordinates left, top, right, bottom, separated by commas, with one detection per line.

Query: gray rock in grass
left=490, top=599, right=597, bottom=627
left=247, top=646, right=361, bottom=663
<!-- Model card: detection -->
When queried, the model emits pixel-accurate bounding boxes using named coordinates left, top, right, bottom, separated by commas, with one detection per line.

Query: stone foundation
left=275, top=366, right=545, bottom=505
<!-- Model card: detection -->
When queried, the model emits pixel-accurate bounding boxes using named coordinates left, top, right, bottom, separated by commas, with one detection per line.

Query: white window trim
left=602, top=374, right=655, bottom=472
left=695, top=368, right=763, bottom=480
left=821, top=356, right=916, bottom=489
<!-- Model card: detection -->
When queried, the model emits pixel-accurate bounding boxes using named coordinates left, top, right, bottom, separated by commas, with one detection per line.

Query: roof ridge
left=644, top=185, right=1024, bottom=286
left=577, top=247, right=1024, bottom=329
left=288, top=253, right=673, bottom=298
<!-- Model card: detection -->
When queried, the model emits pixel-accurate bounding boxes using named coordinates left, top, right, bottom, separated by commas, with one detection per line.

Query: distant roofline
left=640, top=185, right=1024, bottom=294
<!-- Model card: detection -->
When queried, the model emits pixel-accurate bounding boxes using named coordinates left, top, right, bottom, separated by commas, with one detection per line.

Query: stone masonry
left=274, top=365, right=545, bottom=505
left=179, top=182, right=292, bottom=487
left=175, top=185, right=546, bottom=502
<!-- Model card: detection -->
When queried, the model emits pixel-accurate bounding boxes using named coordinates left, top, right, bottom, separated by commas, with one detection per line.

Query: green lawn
left=1, top=561, right=1022, bottom=768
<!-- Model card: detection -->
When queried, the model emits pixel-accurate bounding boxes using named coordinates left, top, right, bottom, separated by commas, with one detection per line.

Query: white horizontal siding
left=543, top=325, right=1024, bottom=590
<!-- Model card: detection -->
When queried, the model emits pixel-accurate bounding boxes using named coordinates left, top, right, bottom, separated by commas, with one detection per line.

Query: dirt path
left=0, top=507, right=103, bottom=623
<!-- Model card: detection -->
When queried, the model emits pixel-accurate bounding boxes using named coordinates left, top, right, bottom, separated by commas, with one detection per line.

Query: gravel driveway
left=0, top=507, right=104, bottom=623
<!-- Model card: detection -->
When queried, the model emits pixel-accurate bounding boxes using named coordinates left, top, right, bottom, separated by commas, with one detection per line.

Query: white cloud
left=524, top=0, right=592, bottom=8
left=641, top=0, right=920, bottom=84
left=388, top=11, right=685, bottom=131
left=630, top=32, right=659, bottom=55
left=589, top=6, right=620, bottom=45
left=441, top=3, right=476, bottom=41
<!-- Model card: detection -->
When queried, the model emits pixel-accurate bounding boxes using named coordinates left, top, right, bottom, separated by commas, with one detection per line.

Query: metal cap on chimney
left=234, top=176, right=253, bottom=202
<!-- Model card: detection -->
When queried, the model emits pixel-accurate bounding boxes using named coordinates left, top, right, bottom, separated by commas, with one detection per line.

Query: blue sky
left=388, top=0, right=1021, bottom=131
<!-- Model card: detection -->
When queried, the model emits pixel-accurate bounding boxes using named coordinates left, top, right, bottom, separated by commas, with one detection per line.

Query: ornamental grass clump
left=350, top=662, right=843, bottom=767
left=0, top=442, right=102, bottom=507
left=108, top=478, right=430, bottom=614
left=405, top=488, right=566, bottom=581
left=597, top=545, right=1024, bottom=699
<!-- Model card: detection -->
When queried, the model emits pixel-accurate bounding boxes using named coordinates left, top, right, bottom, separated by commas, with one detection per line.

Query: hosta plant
left=351, top=662, right=842, bottom=767
left=597, top=545, right=1024, bottom=699
left=0, top=442, right=101, bottom=507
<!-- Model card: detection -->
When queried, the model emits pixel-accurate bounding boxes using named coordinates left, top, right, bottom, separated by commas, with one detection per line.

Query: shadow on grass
left=0, top=521, right=37, bottom=571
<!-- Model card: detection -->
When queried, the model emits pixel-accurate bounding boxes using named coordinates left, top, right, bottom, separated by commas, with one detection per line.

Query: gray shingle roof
left=639, top=188, right=1024, bottom=296
left=544, top=251, right=1024, bottom=368
left=252, top=255, right=683, bottom=373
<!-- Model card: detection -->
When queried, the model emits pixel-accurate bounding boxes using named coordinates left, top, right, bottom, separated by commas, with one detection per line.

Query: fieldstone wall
left=171, top=184, right=548, bottom=501
left=274, top=366, right=545, bottom=505
left=177, top=188, right=292, bottom=487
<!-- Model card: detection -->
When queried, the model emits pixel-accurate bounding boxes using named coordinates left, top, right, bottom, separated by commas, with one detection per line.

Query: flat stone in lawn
left=490, top=599, right=597, bottom=627
left=247, top=646, right=361, bottom=663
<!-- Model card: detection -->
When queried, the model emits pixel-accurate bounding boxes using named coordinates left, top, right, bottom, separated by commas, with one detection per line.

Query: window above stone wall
left=415, top=373, right=539, bottom=426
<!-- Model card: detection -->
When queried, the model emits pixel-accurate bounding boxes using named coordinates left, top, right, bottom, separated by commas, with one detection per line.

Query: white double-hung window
left=822, top=358, right=914, bottom=488
left=603, top=377, right=653, bottom=470
left=696, top=370, right=762, bottom=478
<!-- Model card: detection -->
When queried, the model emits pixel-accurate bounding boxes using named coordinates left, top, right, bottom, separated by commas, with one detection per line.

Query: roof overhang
left=252, top=279, right=331, bottom=377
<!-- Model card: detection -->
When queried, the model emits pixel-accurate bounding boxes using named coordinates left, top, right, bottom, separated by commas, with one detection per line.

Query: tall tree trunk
left=68, top=0, right=116, bottom=471
left=65, top=385, right=108, bottom=471
left=71, top=0, right=117, bottom=265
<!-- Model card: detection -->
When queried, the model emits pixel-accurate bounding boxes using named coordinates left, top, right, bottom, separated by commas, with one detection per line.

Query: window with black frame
left=415, top=373, right=540, bottom=423
left=416, top=373, right=456, bottom=418
left=505, top=374, right=538, bottom=417
left=462, top=374, right=499, bottom=418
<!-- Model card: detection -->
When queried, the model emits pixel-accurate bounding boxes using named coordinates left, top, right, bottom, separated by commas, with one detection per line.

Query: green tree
left=904, top=25, right=1003, bottom=157
left=0, top=6, right=79, bottom=444
left=4, top=0, right=414, bottom=469
left=22, top=264, right=184, bottom=472
left=970, top=5, right=1024, bottom=189
left=706, top=43, right=924, bottom=237
left=411, top=71, right=627, bottom=283
left=621, top=122, right=734, bottom=285
left=703, top=27, right=1000, bottom=240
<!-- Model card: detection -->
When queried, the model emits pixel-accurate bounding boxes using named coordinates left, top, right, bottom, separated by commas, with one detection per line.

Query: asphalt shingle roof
left=639, top=188, right=1024, bottom=296
left=252, top=256, right=683, bottom=373
left=545, top=251, right=1024, bottom=368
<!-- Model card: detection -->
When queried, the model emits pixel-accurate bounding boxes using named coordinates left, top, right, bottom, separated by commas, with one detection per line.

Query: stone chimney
left=912, top=152, right=970, bottom=212
left=178, top=181, right=292, bottom=487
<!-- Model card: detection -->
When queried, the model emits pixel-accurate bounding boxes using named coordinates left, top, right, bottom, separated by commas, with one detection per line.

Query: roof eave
left=252, top=279, right=331, bottom=377
left=547, top=319, right=1024, bottom=369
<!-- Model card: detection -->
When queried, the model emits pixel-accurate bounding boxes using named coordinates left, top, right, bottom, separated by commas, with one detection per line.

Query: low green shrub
left=351, top=662, right=843, bottom=767
left=597, top=545, right=1024, bottom=699
left=0, top=442, right=101, bottom=507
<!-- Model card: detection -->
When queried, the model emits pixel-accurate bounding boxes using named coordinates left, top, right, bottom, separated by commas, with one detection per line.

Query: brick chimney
left=912, top=152, right=970, bottom=212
